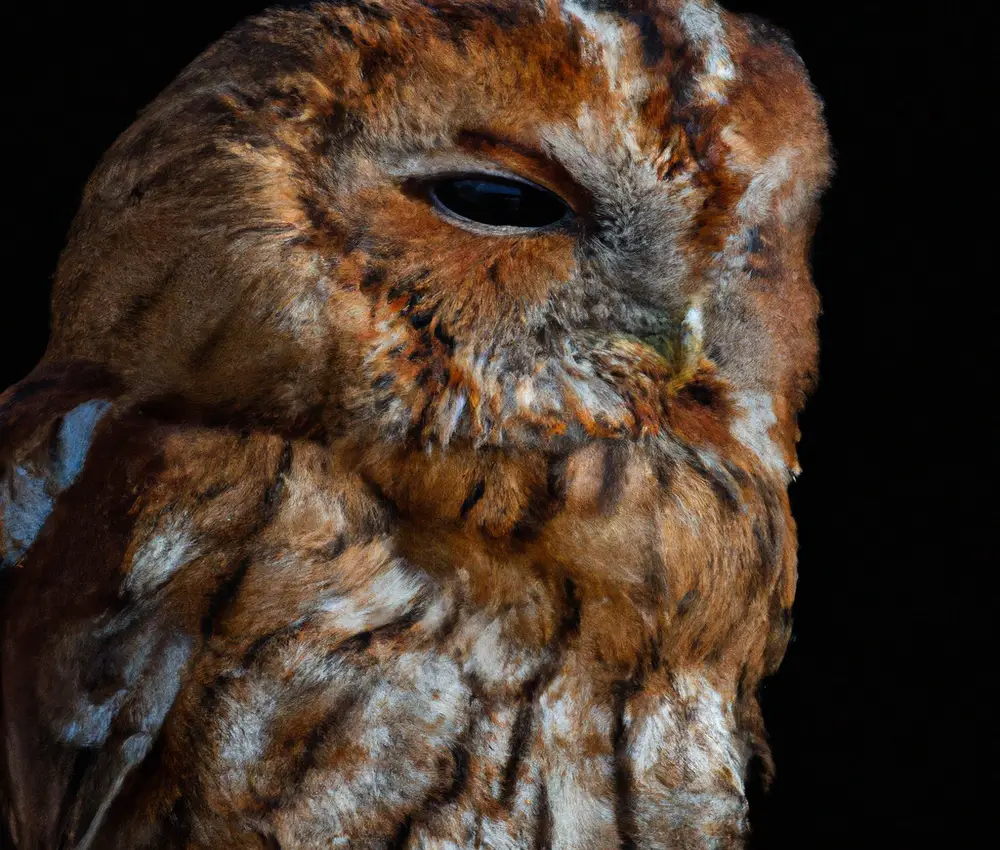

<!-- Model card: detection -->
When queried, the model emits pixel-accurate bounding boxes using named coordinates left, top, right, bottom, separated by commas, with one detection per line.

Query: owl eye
left=428, top=175, right=571, bottom=231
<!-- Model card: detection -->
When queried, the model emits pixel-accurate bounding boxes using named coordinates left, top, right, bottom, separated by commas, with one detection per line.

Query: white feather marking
left=218, top=683, right=279, bottom=772
left=678, top=1, right=736, bottom=102
left=730, top=390, right=786, bottom=475
left=672, top=673, right=747, bottom=789
left=456, top=613, right=542, bottom=692
left=282, top=651, right=466, bottom=843
left=278, top=275, right=330, bottom=335
left=126, top=519, right=198, bottom=595
left=562, top=1, right=649, bottom=104
left=736, top=148, right=795, bottom=219
left=54, top=400, right=112, bottom=488
left=562, top=1, right=624, bottom=84
left=539, top=674, right=618, bottom=849
left=1, top=400, right=110, bottom=568
left=317, top=560, right=425, bottom=634
left=684, top=305, right=705, bottom=341
left=627, top=673, right=749, bottom=841
left=60, top=692, right=129, bottom=747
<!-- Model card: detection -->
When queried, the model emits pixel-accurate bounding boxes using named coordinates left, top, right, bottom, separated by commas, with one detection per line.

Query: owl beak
left=635, top=304, right=706, bottom=387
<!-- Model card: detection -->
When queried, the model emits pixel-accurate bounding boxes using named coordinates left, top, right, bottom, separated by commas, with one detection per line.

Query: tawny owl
left=0, top=1, right=829, bottom=847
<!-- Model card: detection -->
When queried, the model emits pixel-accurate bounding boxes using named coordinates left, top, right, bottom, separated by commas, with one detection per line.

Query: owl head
left=47, top=0, right=829, bottom=470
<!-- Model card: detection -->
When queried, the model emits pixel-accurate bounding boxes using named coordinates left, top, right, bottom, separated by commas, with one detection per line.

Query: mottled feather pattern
left=1, top=1, right=828, bottom=847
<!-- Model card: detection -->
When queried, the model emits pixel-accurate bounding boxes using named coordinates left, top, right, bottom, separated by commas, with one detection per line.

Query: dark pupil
left=431, top=177, right=568, bottom=229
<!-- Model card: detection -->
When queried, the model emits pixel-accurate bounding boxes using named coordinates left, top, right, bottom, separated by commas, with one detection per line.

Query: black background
left=1, top=2, right=988, bottom=847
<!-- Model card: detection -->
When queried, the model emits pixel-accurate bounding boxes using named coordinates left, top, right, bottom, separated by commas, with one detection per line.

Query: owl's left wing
left=0, top=360, right=155, bottom=850
left=0, top=360, right=332, bottom=849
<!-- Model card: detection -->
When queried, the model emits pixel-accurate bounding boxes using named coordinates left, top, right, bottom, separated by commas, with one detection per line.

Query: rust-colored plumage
left=0, top=1, right=829, bottom=846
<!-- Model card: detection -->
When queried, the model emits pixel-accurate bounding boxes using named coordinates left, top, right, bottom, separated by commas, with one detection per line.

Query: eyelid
left=385, top=153, right=526, bottom=181
left=384, top=152, right=578, bottom=214
left=426, top=177, right=572, bottom=235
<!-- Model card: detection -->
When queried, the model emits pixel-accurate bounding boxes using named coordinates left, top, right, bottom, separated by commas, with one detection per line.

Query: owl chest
left=163, top=522, right=755, bottom=849
left=141, top=438, right=773, bottom=847
left=2, top=424, right=779, bottom=848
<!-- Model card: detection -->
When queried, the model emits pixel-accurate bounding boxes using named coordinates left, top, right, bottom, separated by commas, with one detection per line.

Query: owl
left=0, top=1, right=829, bottom=847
